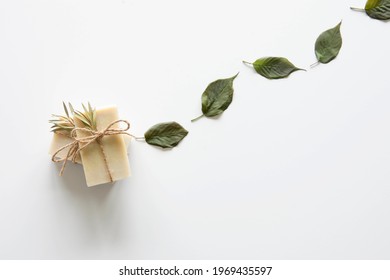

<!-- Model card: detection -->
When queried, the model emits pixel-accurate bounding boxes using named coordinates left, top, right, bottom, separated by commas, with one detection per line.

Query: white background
left=0, top=0, right=389, bottom=259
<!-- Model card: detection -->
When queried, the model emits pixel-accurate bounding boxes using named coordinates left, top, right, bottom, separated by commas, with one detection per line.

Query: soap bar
left=74, top=106, right=131, bottom=186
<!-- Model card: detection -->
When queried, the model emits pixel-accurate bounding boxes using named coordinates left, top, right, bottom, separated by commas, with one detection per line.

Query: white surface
left=0, top=0, right=389, bottom=259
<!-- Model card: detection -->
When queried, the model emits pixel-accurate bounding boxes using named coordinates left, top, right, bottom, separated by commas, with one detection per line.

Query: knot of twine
left=52, top=120, right=132, bottom=180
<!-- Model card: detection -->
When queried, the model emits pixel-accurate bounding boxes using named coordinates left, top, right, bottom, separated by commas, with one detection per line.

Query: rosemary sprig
left=49, top=102, right=75, bottom=135
left=74, top=102, right=97, bottom=131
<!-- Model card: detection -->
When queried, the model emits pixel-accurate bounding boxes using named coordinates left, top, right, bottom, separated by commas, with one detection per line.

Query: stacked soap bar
left=49, top=106, right=131, bottom=187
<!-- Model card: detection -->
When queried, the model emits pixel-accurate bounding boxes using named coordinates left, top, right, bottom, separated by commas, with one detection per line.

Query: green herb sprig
left=49, top=102, right=75, bottom=135
left=74, top=103, right=97, bottom=131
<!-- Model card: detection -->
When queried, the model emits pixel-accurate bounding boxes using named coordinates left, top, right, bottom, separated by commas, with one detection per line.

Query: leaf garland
left=50, top=2, right=387, bottom=168
left=243, top=57, right=305, bottom=79
left=144, top=122, right=188, bottom=149
left=351, top=0, right=390, bottom=20
left=314, top=21, right=343, bottom=65
left=192, top=73, right=238, bottom=122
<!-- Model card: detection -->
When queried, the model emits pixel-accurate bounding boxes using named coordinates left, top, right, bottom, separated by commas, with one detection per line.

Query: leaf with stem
left=192, top=73, right=238, bottom=122
left=351, top=0, right=390, bottom=20
left=144, top=122, right=188, bottom=148
left=243, top=57, right=304, bottom=79
left=313, top=21, right=342, bottom=66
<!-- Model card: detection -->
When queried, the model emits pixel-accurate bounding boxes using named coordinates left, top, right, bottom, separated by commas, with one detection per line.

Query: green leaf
left=62, top=101, right=69, bottom=118
left=315, top=21, right=342, bottom=64
left=365, top=0, right=390, bottom=20
left=144, top=122, right=188, bottom=149
left=243, top=57, right=304, bottom=79
left=192, top=74, right=238, bottom=122
left=68, top=103, right=75, bottom=115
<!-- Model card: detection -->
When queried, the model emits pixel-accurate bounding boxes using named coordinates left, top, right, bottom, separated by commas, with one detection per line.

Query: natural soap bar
left=74, top=106, right=130, bottom=187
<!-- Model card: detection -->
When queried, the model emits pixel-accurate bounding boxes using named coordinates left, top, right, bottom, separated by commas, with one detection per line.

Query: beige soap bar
left=75, top=106, right=130, bottom=187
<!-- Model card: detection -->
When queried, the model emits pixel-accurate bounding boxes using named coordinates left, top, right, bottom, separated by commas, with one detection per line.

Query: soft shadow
left=50, top=162, right=131, bottom=249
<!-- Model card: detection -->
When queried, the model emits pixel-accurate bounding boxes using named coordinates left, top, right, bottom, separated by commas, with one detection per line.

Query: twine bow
left=52, top=120, right=133, bottom=181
